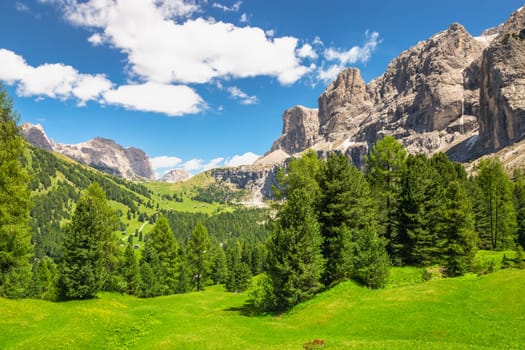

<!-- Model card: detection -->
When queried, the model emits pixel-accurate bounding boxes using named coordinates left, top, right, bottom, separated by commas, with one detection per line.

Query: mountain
left=211, top=6, right=525, bottom=200
left=160, top=169, right=191, bottom=183
left=21, top=123, right=155, bottom=181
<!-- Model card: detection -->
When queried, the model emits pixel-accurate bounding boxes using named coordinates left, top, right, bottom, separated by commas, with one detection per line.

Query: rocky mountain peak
left=477, top=6, right=525, bottom=152
left=21, top=123, right=155, bottom=181
left=160, top=169, right=190, bottom=183
left=270, top=105, right=319, bottom=154
left=20, top=122, right=53, bottom=151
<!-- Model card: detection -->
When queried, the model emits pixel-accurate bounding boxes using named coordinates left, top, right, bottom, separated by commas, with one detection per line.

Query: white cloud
left=324, top=31, right=380, bottom=65
left=0, top=48, right=112, bottom=103
left=265, top=29, right=275, bottom=37
left=150, top=155, right=182, bottom=170
left=15, top=2, right=30, bottom=13
left=297, top=44, right=317, bottom=59
left=212, top=1, right=242, bottom=12
left=103, top=82, right=204, bottom=116
left=239, top=13, right=248, bottom=23
left=227, top=86, right=257, bottom=105
left=50, top=0, right=310, bottom=85
left=87, top=33, right=104, bottom=46
left=0, top=48, right=204, bottom=115
left=317, top=31, right=380, bottom=82
left=225, top=152, right=260, bottom=167
left=182, top=157, right=225, bottom=173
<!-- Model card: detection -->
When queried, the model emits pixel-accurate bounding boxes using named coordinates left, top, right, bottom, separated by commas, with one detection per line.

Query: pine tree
left=28, top=256, right=58, bottom=300
left=353, top=227, right=390, bottom=288
left=318, top=153, right=378, bottom=286
left=211, top=245, right=228, bottom=285
left=398, top=155, right=444, bottom=265
left=473, top=159, right=517, bottom=250
left=139, top=215, right=179, bottom=296
left=187, top=222, right=212, bottom=291
left=121, top=241, right=140, bottom=295
left=440, top=181, right=478, bottom=276
left=225, top=240, right=252, bottom=292
left=0, top=86, right=32, bottom=298
left=366, top=136, right=407, bottom=263
left=266, top=188, right=324, bottom=311
left=513, top=170, right=525, bottom=249
left=59, top=183, right=118, bottom=299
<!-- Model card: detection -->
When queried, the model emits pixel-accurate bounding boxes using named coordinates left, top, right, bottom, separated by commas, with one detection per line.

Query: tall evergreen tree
left=398, top=155, right=445, bottom=265
left=59, top=183, right=118, bottom=299
left=139, top=215, right=179, bottom=296
left=266, top=188, right=325, bottom=311
left=225, top=240, right=252, bottom=292
left=121, top=241, right=140, bottom=295
left=28, top=256, right=58, bottom=300
left=473, top=159, right=517, bottom=250
left=0, top=86, right=32, bottom=298
left=513, top=170, right=525, bottom=249
left=274, top=149, right=321, bottom=201
left=187, top=222, right=212, bottom=291
left=211, top=244, right=228, bottom=285
left=318, top=153, right=378, bottom=286
left=440, top=181, right=478, bottom=276
left=366, top=136, right=407, bottom=262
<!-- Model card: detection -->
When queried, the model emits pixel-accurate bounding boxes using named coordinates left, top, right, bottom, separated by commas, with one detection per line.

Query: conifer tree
left=28, top=256, right=58, bottom=300
left=0, top=86, right=32, bottom=298
left=139, top=215, right=179, bottom=296
left=440, top=181, right=478, bottom=276
left=225, top=240, right=252, bottom=292
left=266, top=188, right=324, bottom=311
left=211, top=245, right=228, bottom=285
left=318, top=153, right=379, bottom=286
left=59, top=183, right=118, bottom=299
left=121, top=241, right=140, bottom=295
left=366, top=136, right=407, bottom=262
left=187, top=222, right=212, bottom=291
left=473, top=159, right=517, bottom=250
left=513, top=170, right=525, bottom=249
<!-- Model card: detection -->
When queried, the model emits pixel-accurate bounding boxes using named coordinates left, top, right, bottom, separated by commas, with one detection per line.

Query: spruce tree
left=440, top=181, right=477, bottom=276
left=473, top=159, right=517, bottom=250
left=266, top=188, right=324, bottom=311
left=353, top=227, right=390, bottom=288
left=318, top=153, right=378, bottom=286
left=211, top=245, right=228, bottom=285
left=139, top=215, right=179, bottom=296
left=225, top=241, right=252, bottom=292
left=0, top=86, right=32, bottom=298
left=513, top=170, right=525, bottom=249
left=121, top=241, right=140, bottom=295
left=187, top=222, right=212, bottom=291
left=366, top=136, right=407, bottom=263
left=59, top=183, right=118, bottom=299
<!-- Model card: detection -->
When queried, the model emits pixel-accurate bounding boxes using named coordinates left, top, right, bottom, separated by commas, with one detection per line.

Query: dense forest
left=1, top=86, right=524, bottom=313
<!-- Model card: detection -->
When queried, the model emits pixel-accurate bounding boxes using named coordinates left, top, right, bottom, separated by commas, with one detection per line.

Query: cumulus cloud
left=239, top=13, right=248, bottom=23
left=50, top=0, right=310, bottom=85
left=103, top=82, right=204, bottom=116
left=212, top=1, right=242, bottom=12
left=150, top=155, right=182, bottom=170
left=0, top=48, right=204, bottom=115
left=227, top=86, right=257, bottom=105
left=0, top=48, right=112, bottom=103
left=297, top=44, right=317, bottom=59
left=317, top=31, right=380, bottom=82
left=224, top=152, right=260, bottom=167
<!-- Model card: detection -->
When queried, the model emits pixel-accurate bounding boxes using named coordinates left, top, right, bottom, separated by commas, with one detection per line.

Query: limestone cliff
left=21, top=123, right=155, bottom=181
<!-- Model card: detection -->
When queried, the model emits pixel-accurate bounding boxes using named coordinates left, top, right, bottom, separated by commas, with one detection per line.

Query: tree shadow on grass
left=223, top=300, right=274, bottom=317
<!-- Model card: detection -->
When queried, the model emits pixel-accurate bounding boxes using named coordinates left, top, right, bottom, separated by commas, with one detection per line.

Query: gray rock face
left=20, top=123, right=53, bottom=151
left=270, top=106, right=319, bottom=154
left=478, top=6, right=525, bottom=152
left=214, top=7, right=525, bottom=200
left=21, top=123, right=155, bottom=181
left=160, top=169, right=190, bottom=183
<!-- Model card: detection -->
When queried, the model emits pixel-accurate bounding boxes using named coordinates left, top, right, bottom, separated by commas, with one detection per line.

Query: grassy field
left=1, top=268, right=524, bottom=349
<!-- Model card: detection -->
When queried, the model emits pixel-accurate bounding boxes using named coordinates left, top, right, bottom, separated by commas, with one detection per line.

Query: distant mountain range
left=21, top=5, right=525, bottom=202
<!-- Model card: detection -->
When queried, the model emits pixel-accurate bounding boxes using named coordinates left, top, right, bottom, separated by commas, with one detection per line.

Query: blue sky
left=0, top=0, right=523, bottom=177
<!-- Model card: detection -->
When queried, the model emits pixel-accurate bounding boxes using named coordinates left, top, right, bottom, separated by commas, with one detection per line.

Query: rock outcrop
left=478, top=6, right=525, bottom=152
left=20, top=123, right=53, bottom=151
left=21, top=123, right=155, bottom=181
left=213, top=6, right=525, bottom=200
left=160, top=169, right=190, bottom=183
left=270, top=106, right=319, bottom=154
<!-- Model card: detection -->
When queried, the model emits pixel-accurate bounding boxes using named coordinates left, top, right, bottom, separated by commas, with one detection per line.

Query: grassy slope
left=1, top=269, right=524, bottom=349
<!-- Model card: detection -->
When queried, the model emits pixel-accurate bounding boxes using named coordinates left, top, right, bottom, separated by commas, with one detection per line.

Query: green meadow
left=1, top=268, right=524, bottom=349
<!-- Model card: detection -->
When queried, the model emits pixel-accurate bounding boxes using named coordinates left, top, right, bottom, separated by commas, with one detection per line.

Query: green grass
left=1, top=268, right=524, bottom=349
